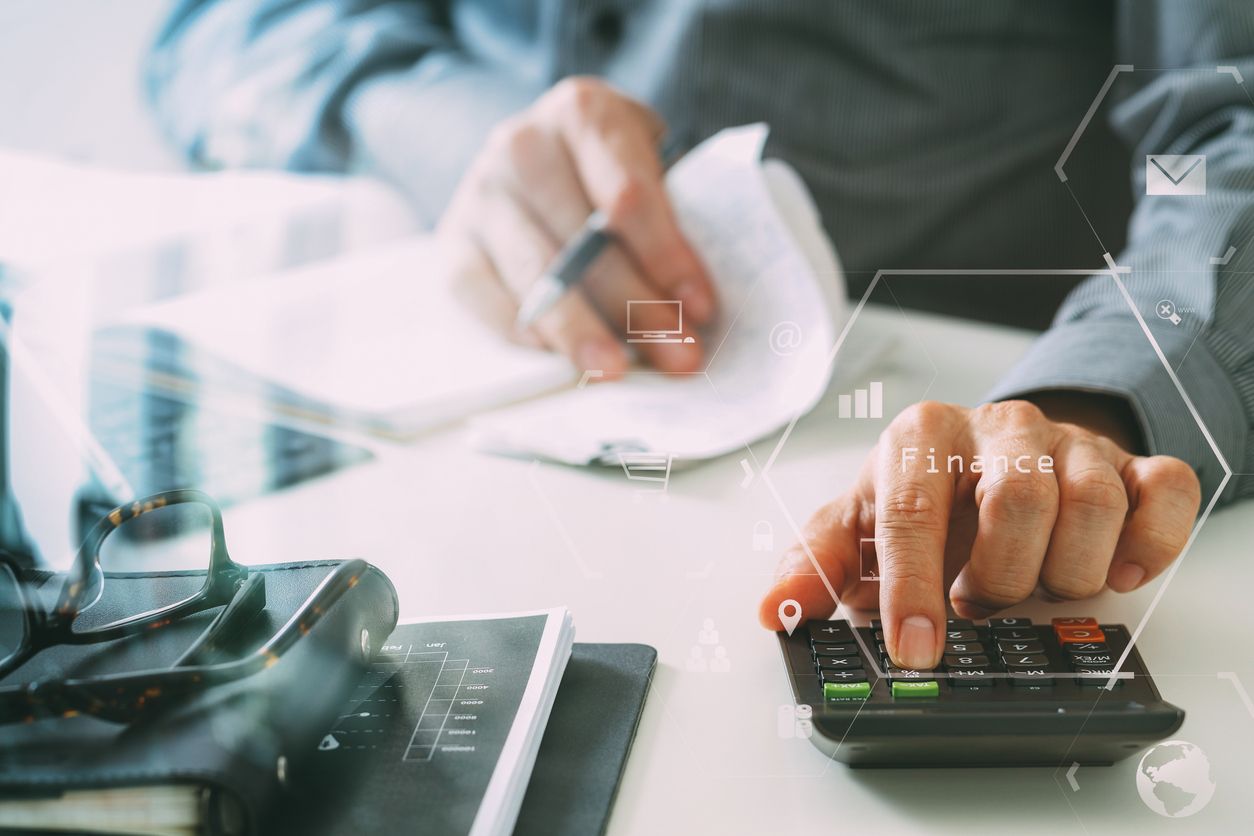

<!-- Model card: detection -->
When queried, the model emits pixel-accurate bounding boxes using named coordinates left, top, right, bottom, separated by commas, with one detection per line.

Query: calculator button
left=944, top=641, right=984, bottom=654
left=892, top=680, right=940, bottom=698
left=988, top=617, right=1032, bottom=628
left=1051, top=616, right=1098, bottom=629
left=948, top=669, right=994, bottom=685
left=1009, top=669, right=1055, bottom=685
left=809, top=622, right=854, bottom=642
left=1002, top=653, right=1050, bottom=668
left=996, top=641, right=1044, bottom=654
left=1063, top=642, right=1108, bottom=654
left=944, top=630, right=979, bottom=642
left=870, top=619, right=883, bottom=629
left=825, top=681, right=871, bottom=700
left=821, top=669, right=869, bottom=683
left=814, top=643, right=860, bottom=657
left=817, top=656, right=863, bottom=670
left=992, top=628, right=1036, bottom=640
left=873, top=630, right=886, bottom=642
left=1074, top=667, right=1125, bottom=686
left=945, top=618, right=974, bottom=630
left=943, top=654, right=990, bottom=668
left=1068, top=652, right=1115, bottom=667
left=885, top=666, right=936, bottom=681
left=1056, top=627, right=1105, bottom=644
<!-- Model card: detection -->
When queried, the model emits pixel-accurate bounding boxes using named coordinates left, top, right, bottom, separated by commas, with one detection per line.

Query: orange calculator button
left=1051, top=617, right=1098, bottom=630
left=1056, top=627, right=1105, bottom=644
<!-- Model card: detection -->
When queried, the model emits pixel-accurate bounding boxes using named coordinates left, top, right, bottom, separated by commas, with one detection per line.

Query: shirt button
left=589, top=8, right=623, bottom=46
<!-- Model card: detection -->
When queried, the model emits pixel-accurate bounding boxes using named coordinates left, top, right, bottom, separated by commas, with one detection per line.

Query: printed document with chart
left=282, top=609, right=573, bottom=836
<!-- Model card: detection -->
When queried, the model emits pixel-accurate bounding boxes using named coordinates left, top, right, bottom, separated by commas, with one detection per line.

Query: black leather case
left=0, top=559, right=399, bottom=836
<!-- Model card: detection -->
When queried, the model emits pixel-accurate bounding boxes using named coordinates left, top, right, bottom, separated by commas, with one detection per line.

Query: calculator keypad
left=805, top=615, right=1135, bottom=700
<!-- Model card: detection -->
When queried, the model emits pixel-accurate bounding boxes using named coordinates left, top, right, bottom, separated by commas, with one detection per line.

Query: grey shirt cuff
left=344, top=55, right=541, bottom=225
left=986, top=319, right=1243, bottom=505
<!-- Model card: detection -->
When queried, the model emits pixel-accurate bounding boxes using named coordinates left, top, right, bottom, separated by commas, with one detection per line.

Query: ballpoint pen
left=515, top=137, right=686, bottom=328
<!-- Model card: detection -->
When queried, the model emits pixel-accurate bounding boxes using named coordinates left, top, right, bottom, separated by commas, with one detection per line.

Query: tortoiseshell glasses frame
left=0, top=489, right=368, bottom=723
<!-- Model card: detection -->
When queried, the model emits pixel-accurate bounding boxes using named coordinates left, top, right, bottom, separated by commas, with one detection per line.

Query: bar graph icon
left=838, top=381, right=883, bottom=420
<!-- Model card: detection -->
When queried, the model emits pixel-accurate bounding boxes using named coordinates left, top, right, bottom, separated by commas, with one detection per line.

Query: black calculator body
left=778, top=617, right=1183, bottom=767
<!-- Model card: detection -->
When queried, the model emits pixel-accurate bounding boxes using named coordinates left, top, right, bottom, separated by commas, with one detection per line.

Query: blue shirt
left=147, top=0, right=1254, bottom=506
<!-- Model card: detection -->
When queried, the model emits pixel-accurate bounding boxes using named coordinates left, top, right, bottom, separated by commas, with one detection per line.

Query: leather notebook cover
left=513, top=643, right=656, bottom=836
left=0, top=560, right=399, bottom=836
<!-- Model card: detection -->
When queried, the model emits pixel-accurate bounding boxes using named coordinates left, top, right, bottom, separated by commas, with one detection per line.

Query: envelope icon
left=1146, top=154, right=1206, bottom=196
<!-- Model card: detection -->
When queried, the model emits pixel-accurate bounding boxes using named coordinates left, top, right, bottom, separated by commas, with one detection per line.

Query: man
left=148, top=1, right=1252, bottom=670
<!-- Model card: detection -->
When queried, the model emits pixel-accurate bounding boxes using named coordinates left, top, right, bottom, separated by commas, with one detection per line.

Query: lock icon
left=752, top=520, right=774, bottom=552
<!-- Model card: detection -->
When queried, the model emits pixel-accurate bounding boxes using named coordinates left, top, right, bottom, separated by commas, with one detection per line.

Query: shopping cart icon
left=618, top=451, right=673, bottom=498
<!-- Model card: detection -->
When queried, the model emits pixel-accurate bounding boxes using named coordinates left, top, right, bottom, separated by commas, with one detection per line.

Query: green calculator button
left=891, top=680, right=939, bottom=698
left=824, top=681, right=871, bottom=700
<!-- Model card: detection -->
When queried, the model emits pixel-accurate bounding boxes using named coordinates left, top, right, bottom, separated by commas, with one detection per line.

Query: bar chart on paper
left=837, top=381, right=884, bottom=419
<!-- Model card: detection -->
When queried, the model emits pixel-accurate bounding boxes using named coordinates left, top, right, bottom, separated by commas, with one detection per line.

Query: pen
left=515, top=137, right=686, bottom=328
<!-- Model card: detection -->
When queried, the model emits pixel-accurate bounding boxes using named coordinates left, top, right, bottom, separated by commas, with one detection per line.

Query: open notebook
left=110, top=124, right=850, bottom=463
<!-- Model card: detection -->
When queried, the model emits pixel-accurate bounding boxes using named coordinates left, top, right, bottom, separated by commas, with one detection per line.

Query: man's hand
left=438, top=77, right=715, bottom=378
left=758, top=400, right=1201, bottom=670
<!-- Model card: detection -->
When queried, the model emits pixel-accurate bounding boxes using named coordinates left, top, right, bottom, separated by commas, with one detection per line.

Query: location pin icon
left=778, top=599, right=802, bottom=636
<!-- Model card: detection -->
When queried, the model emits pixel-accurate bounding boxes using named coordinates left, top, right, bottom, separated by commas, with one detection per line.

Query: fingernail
left=675, top=280, right=712, bottom=323
left=1108, top=563, right=1146, bottom=593
left=896, top=616, right=937, bottom=669
left=575, top=339, right=623, bottom=374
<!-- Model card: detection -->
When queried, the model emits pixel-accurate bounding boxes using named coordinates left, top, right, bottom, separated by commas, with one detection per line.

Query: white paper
left=120, top=238, right=579, bottom=435
left=469, top=124, right=847, bottom=465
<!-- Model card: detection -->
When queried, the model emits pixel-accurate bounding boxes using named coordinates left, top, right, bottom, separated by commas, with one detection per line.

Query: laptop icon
left=625, top=300, right=696, bottom=344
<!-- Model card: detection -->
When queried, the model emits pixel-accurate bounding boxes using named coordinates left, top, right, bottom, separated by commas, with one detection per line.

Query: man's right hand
left=437, top=77, right=716, bottom=378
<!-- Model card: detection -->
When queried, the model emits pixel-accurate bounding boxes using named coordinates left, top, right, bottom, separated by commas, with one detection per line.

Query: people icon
left=710, top=645, right=731, bottom=673
left=686, top=644, right=708, bottom=673
left=698, top=617, right=720, bottom=645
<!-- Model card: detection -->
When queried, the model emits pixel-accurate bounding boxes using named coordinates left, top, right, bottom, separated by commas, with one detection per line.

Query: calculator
left=778, top=616, right=1183, bottom=767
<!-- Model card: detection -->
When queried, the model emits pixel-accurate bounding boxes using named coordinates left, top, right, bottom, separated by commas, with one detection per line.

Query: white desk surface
left=217, top=302, right=1254, bottom=835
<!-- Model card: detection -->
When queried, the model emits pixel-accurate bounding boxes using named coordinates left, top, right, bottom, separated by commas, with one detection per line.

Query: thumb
left=757, top=493, right=868, bottom=630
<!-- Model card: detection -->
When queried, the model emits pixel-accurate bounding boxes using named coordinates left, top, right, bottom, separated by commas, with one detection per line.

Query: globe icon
left=1135, top=740, right=1215, bottom=818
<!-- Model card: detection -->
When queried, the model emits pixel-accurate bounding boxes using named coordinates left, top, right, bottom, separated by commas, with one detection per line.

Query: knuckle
left=982, top=471, right=1057, bottom=518
left=1151, top=457, right=1203, bottom=504
left=486, top=117, right=544, bottom=170
left=1136, top=521, right=1188, bottom=563
left=967, top=569, right=1036, bottom=608
left=1064, top=469, right=1129, bottom=517
left=551, top=76, right=609, bottom=118
left=603, top=174, right=651, bottom=228
left=1040, top=570, right=1105, bottom=601
left=879, top=484, right=946, bottom=531
left=893, top=400, right=953, bottom=434
left=878, top=559, right=937, bottom=595
left=979, top=399, right=1045, bottom=430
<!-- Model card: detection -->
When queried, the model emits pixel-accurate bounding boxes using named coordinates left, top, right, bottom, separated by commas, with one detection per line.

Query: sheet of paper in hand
left=469, top=123, right=850, bottom=466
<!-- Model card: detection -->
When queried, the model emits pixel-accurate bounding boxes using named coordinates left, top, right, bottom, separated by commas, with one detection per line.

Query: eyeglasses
left=0, top=489, right=369, bottom=723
